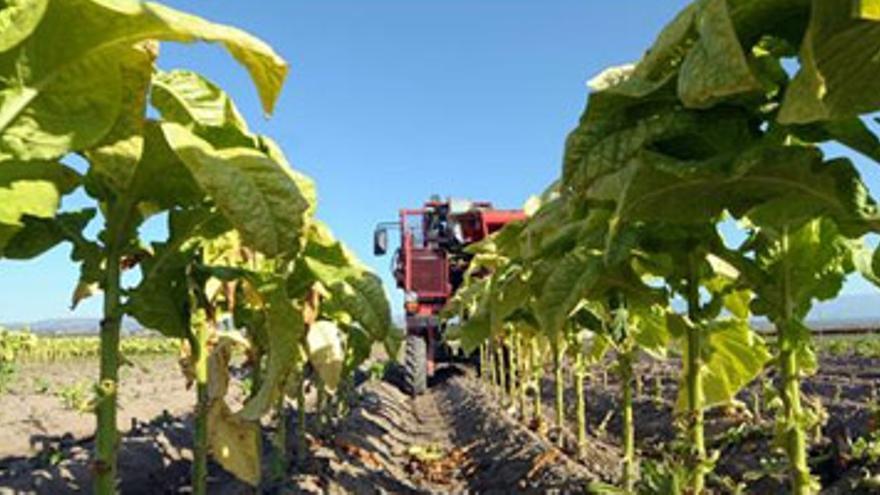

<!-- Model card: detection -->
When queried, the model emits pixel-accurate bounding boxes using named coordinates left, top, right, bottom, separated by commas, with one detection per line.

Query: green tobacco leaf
left=306, top=320, right=345, bottom=392
left=678, top=0, right=761, bottom=108
left=151, top=69, right=257, bottom=150
left=608, top=3, right=697, bottom=98
left=0, top=0, right=48, bottom=52
left=162, top=123, right=308, bottom=258
left=564, top=101, right=752, bottom=195
left=301, top=221, right=393, bottom=343
left=818, top=118, right=880, bottom=164
left=852, top=240, right=880, bottom=288
left=632, top=304, right=671, bottom=357
left=127, top=208, right=230, bottom=337
left=239, top=281, right=303, bottom=421
left=449, top=309, right=490, bottom=354
left=83, top=43, right=155, bottom=194
left=2, top=208, right=95, bottom=260
left=490, top=266, right=529, bottom=326
left=259, top=136, right=317, bottom=217
left=0, top=47, right=122, bottom=162
left=535, top=249, right=602, bottom=341
left=0, top=0, right=288, bottom=161
left=676, top=319, right=771, bottom=411
left=750, top=219, right=853, bottom=322
left=779, top=0, right=880, bottom=123
left=151, top=71, right=317, bottom=222
left=590, top=144, right=875, bottom=234
left=344, top=325, right=373, bottom=373
left=309, top=259, right=393, bottom=343
left=0, top=161, right=79, bottom=252
left=127, top=121, right=202, bottom=212
left=151, top=69, right=249, bottom=131
left=127, top=242, right=192, bottom=338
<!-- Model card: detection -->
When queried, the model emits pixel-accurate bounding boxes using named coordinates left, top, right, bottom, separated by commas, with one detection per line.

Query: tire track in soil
left=307, top=366, right=618, bottom=494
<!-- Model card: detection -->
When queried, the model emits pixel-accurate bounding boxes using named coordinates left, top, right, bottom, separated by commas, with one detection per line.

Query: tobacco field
left=3, top=0, right=880, bottom=494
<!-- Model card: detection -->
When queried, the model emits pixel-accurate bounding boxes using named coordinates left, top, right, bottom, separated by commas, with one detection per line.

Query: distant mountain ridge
left=5, top=293, right=880, bottom=335
left=2, top=317, right=143, bottom=335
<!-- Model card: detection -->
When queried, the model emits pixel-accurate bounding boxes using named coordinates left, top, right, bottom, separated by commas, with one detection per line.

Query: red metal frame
left=386, top=198, right=525, bottom=378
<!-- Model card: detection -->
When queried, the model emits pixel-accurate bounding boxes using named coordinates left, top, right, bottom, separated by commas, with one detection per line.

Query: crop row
left=443, top=2, right=880, bottom=494
left=0, top=1, right=396, bottom=494
left=0, top=329, right=178, bottom=363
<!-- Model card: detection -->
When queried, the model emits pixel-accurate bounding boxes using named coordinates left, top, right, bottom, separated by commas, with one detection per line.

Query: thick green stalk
left=518, top=336, right=528, bottom=418
left=685, top=256, right=707, bottom=494
left=95, top=239, right=124, bottom=494
left=295, top=375, right=307, bottom=463
left=270, top=396, right=289, bottom=483
left=779, top=338, right=812, bottom=494
left=511, top=335, right=519, bottom=415
left=480, top=345, right=487, bottom=382
left=192, top=319, right=210, bottom=495
left=483, top=344, right=491, bottom=386
left=498, top=342, right=508, bottom=405
left=778, top=229, right=816, bottom=495
left=532, top=339, right=543, bottom=424
left=489, top=342, right=497, bottom=395
left=620, top=350, right=635, bottom=492
left=554, top=345, right=565, bottom=448
left=575, top=351, right=587, bottom=459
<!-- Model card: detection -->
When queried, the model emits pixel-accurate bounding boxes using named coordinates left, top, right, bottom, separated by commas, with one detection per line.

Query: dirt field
left=536, top=351, right=880, bottom=494
left=0, top=347, right=878, bottom=494
left=0, top=356, right=192, bottom=460
left=0, top=358, right=615, bottom=494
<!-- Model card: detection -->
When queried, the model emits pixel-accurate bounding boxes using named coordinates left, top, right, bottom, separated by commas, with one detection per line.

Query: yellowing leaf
left=779, top=0, right=880, bottom=123
left=306, top=320, right=345, bottom=392
left=239, top=282, right=304, bottom=421
left=0, top=0, right=48, bottom=52
left=205, top=332, right=260, bottom=486
left=84, top=42, right=156, bottom=194
left=855, top=0, right=880, bottom=20
left=207, top=402, right=261, bottom=486
left=0, top=161, right=79, bottom=253
left=161, top=123, right=309, bottom=258
left=676, top=320, right=770, bottom=411
left=0, top=0, right=288, bottom=162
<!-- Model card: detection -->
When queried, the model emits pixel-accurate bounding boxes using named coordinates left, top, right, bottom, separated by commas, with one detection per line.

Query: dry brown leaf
left=526, top=450, right=560, bottom=480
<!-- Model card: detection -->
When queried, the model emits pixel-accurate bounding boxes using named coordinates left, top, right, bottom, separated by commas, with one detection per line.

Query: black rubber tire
left=404, top=334, right=427, bottom=396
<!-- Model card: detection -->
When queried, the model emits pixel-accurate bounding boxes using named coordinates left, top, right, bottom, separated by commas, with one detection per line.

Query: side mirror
left=374, top=227, right=388, bottom=256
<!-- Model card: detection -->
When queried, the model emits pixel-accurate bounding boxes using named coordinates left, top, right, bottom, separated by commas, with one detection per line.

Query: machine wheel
left=404, top=334, right=427, bottom=396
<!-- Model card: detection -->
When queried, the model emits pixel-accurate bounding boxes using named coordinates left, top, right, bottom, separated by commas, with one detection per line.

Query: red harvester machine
left=374, top=197, right=525, bottom=395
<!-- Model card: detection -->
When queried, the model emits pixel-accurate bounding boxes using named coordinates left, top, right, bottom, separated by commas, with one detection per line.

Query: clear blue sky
left=2, top=0, right=878, bottom=323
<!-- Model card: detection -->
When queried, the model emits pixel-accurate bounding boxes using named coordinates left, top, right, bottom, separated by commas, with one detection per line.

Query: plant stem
left=511, top=334, right=519, bottom=415
left=620, top=349, right=635, bottom=492
left=489, top=342, right=497, bottom=396
left=779, top=337, right=812, bottom=494
left=295, top=375, right=307, bottom=463
left=575, top=351, right=587, bottom=459
left=95, top=245, right=122, bottom=495
left=270, top=396, right=289, bottom=483
left=554, top=344, right=565, bottom=448
left=192, top=318, right=210, bottom=495
left=479, top=345, right=487, bottom=382
left=518, top=335, right=528, bottom=418
left=685, top=255, right=706, bottom=494
left=498, top=342, right=508, bottom=406
left=778, top=228, right=815, bottom=495
left=532, top=339, right=543, bottom=424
